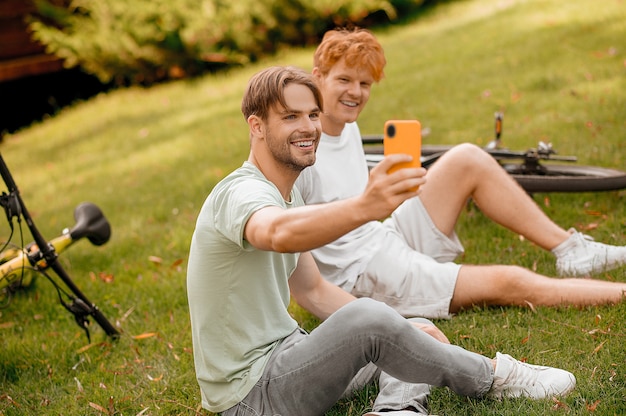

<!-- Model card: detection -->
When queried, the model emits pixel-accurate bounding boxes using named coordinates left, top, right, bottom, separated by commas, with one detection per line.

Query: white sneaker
left=364, top=412, right=430, bottom=416
left=553, top=228, right=626, bottom=276
left=488, top=352, right=576, bottom=399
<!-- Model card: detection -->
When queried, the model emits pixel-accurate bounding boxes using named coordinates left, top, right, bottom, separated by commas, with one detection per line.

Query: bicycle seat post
left=494, top=111, right=503, bottom=147
left=485, top=111, right=503, bottom=150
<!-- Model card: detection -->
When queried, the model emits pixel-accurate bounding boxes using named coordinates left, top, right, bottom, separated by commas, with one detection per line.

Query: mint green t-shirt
left=187, top=162, right=301, bottom=412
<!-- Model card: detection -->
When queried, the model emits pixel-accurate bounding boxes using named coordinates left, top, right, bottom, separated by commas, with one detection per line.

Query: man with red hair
left=296, top=27, right=626, bottom=320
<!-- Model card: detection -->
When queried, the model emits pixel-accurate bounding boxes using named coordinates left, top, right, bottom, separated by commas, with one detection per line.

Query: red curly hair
left=313, top=27, right=386, bottom=83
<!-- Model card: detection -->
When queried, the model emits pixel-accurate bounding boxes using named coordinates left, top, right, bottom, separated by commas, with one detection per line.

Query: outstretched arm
left=245, top=154, right=427, bottom=253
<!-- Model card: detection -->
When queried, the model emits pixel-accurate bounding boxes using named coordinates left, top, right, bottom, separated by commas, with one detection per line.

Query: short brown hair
left=241, top=66, right=323, bottom=121
left=313, top=27, right=386, bottom=82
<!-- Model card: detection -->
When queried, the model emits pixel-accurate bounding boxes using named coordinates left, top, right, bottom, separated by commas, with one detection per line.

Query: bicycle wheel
left=365, top=143, right=626, bottom=193
left=502, top=163, right=626, bottom=193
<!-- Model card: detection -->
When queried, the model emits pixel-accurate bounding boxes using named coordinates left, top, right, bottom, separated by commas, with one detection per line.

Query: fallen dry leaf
left=551, top=396, right=570, bottom=410
left=133, top=332, right=158, bottom=340
left=98, top=272, right=115, bottom=283
left=1, top=394, right=20, bottom=407
left=592, top=340, right=607, bottom=354
left=74, top=377, right=84, bottom=393
left=89, top=402, right=108, bottom=414
left=586, top=399, right=601, bottom=412
left=582, top=223, right=599, bottom=231
left=76, top=343, right=98, bottom=354
left=147, top=373, right=163, bottom=382
left=524, top=300, right=537, bottom=313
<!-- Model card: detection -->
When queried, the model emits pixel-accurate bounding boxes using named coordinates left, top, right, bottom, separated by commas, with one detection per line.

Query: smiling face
left=313, top=58, right=374, bottom=136
left=311, top=28, right=385, bottom=136
left=259, top=82, right=322, bottom=173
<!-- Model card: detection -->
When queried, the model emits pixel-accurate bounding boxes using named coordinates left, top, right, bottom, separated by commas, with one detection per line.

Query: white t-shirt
left=296, top=122, right=386, bottom=290
left=187, top=162, right=300, bottom=412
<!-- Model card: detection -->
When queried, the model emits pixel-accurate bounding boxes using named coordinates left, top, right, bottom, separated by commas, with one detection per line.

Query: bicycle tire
left=420, top=145, right=626, bottom=192
left=502, top=164, right=626, bottom=193
left=364, top=144, right=626, bottom=193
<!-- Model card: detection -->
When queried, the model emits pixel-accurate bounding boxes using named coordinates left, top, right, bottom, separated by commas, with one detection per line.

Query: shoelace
left=561, top=232, right=597, bottom=258
left=506, top=361, right=540, bottom=390
left=580, top=233, right=596, bottom=243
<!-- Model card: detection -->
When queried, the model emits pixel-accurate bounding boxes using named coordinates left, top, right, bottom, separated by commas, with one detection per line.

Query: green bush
left=28, top=0, right=424, bottom=85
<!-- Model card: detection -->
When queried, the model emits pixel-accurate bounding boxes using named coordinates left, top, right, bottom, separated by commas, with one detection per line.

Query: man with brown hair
left=187, top=65, right=575, bottom=416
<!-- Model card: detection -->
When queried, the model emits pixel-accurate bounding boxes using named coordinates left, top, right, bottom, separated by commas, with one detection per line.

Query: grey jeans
left=222, top=298, right=493, bottom=416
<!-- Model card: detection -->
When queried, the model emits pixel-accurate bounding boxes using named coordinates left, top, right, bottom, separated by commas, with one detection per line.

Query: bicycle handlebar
left=0, top=203, right=111, bottom=290
left=1, top=232, right=120, bottom=339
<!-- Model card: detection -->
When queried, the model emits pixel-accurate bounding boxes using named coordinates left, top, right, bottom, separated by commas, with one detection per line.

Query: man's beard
left=267, top=130, right=319, bottom=172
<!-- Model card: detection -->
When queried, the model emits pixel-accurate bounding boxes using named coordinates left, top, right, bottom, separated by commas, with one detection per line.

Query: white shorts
left=351, top=197, right=464, bottom=319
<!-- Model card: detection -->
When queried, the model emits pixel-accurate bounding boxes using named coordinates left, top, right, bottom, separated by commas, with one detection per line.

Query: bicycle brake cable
left=0, top=204, right=27, bottom=303
left=0, top=285, right=12, bottom=308
left=64, top=297, right=93, bottom=343
left=39, top=268, right=92, bottom=342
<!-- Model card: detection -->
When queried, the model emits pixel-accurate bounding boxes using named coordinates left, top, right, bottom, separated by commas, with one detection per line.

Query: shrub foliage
left=28, top=0, right=425, bottom=85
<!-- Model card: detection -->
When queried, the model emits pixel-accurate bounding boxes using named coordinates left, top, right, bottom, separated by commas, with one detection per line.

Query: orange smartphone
left=384, top=120, right=422, bottom=190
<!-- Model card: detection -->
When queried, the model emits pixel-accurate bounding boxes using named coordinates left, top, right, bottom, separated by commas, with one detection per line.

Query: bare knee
left=440, top=143, right=494, bottom=171
left=428, top=144, right=499, bottom=194
left=451, top=265, right=539, bottom=311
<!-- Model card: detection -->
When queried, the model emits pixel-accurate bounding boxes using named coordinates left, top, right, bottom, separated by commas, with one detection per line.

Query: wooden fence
left=0, top=0, right=65, bottom=82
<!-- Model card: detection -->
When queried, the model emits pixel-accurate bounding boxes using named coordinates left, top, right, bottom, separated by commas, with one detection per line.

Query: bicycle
left=0, top=152, right=119, bottom=341
left=363, top=112, right=626, bottom=193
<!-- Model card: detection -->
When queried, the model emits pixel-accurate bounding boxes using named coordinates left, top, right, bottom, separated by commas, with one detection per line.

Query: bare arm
left=245, top=155, right=427, bottom=253
left=289, top=252, right=450, bottom=344
left=288, top=252, right=356, bottom=320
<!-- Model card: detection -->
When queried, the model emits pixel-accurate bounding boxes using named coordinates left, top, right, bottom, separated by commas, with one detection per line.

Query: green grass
left=1, top=0, right=625, bottom=414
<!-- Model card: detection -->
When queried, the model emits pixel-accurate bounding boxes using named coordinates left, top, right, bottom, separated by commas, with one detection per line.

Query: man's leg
left=419, top=143, right=569, bottom=249
left=367, top=318, right=436, bottom=414
left=450, top=264, right=626, bottom=313
left=261, top=298, right=494, bottom=416
left=352, top=232, right=461, bottom=319
left=371, top=374, right=431, bottom=414
left=341, top=365, right=430, bottom=414
left=356, top=230, right=625, bottom=316
left=224, top=299, right=574, bottom=416
left=418, top=143, right=626, bottom=275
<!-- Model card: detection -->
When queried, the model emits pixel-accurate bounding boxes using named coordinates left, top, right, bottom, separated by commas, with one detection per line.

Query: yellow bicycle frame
left=0, top=232, right=75, bottom=291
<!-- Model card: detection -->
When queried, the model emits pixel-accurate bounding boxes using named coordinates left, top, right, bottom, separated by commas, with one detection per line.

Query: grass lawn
left=1, top=0, right=625, bottom=414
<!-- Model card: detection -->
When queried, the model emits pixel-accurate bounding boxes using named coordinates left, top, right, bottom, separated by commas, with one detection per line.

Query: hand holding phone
left=383, top=119, right=422, bottom=191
